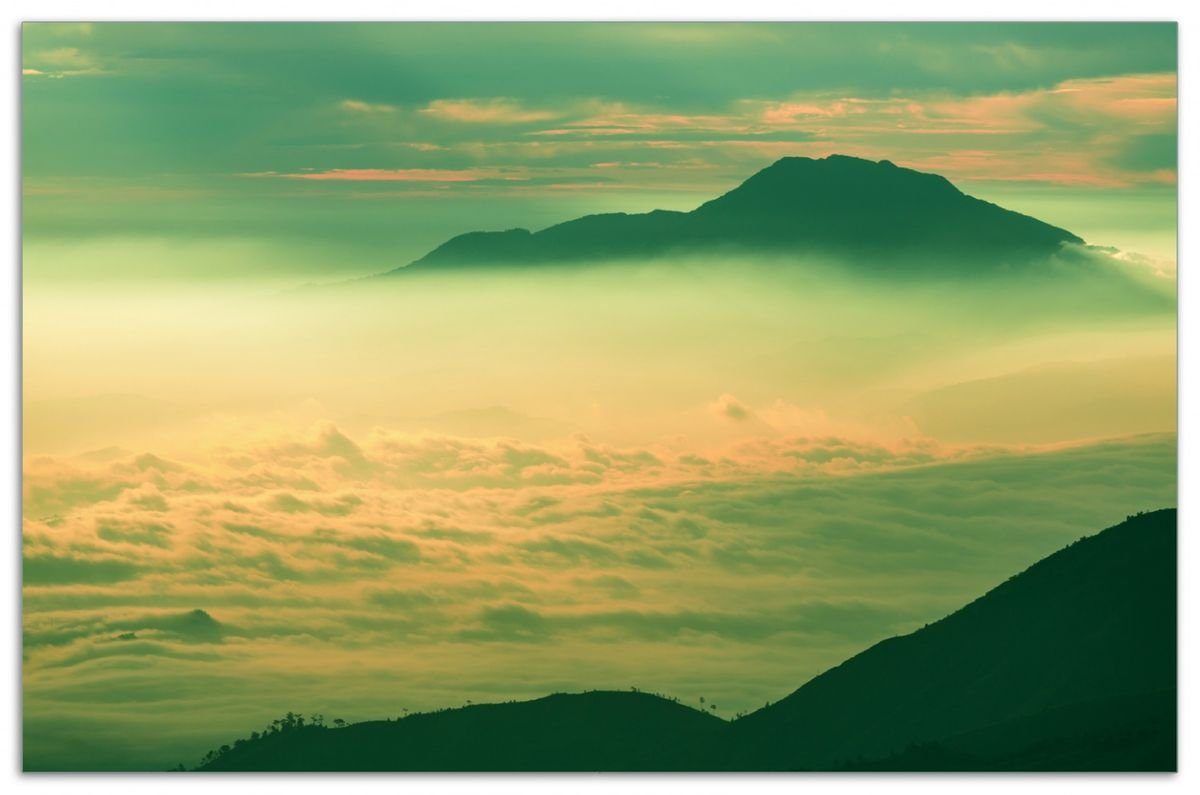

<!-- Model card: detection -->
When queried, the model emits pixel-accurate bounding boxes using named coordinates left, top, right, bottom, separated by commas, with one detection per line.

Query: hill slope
left=734, top=508, right=1176, bottom=770
left=392, top=155, right=1083, bottom=273
left=195, top=509, right=1175, bottom=771
left=198, top=691, right=726, bottom=772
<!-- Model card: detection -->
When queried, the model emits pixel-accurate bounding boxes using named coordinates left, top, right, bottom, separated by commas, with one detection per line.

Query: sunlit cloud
left=535, top=102, right=759, bottom=137
left=421, top=98, right=560, bottom=124
left=244, top=168, right=511, bottom=183
left=338, top=98, right=398, bottom=114
left=709, top=394, right=753, bottom=422
left=22, top=427, right=1175, bottom=768
left=23, top=45, right=103, bottom=77
left=278, top=71, right=1176, bottom=194
left=760, top=101, right=854, bottom=124
left=503, top=73, right=1177, bottom=187
left=740, top=73, right=1177, bottom=186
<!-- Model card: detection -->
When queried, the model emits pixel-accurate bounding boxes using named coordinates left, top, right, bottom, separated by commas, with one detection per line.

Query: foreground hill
left=734, top=507, right=1176, bottom=770
left=196, top=509, right=1175, bottom=771
left=198, top=690, right=726, bottom=772
left=390, top=155, right=1083, bottom=273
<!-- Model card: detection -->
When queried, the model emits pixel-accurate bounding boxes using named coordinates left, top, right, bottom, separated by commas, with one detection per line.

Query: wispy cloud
left=22, top=45, right=103, bottom=77
left=249, top=72, right=1177, bottom=196
left=420, top=98, right=560, bottom=124
left=339, top=98, right=398, bottom=114
left=709, top=394, right=753, bottom=422
left=243, top=168, right=511, bottom=183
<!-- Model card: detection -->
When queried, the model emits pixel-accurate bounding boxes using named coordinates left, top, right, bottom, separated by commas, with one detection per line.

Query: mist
left=23, top=251, right=1175, bottom=457
left=21, top=249, right=1176, bottom=770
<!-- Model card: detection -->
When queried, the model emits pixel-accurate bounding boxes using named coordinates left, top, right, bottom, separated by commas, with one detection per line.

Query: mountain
left=733, top=507, right=1176, bottom=770
left=390, top=155, right=1084, bottom=273
left=838, top=688, right=1176, bottom=772
left=196, top=691, right=726, bottom=772
left=193, top=509, right=1175, bottom=772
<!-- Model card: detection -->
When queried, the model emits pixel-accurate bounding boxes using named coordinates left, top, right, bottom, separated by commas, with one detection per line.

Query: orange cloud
left=534, top=101, right=756, bottom=137
left=421, top=98, right=559, bottom=124
left=21, top=423, right=1174, bottom=768
left=760, top=101, right=854, bottom=125
left=252, top=168, right=504, bottom=183
left=339, top=98, right=397, bottom=114
left=244, top=72, right=1176, bottom=194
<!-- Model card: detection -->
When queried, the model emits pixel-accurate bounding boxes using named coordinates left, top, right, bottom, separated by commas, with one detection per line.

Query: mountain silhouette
left=733, top=507, right=1176, bottom=770
left=195, top=691, right=725, bottom=772
left=390, top=155, right=1084, bottom=273
left=193, top=508, right=1175, bottom=772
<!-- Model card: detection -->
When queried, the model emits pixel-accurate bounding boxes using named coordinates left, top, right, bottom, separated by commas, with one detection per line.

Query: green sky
left=23, top=22, right=1178, bottom=280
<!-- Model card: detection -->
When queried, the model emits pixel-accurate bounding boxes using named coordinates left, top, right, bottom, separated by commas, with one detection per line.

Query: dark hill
left=734, top=507, right=1176, bottom=770
left=197, top=690, right=726, bottom=772
left=839, top=688, right=1176, bottom=772
left=194, top=509, right=1175, bottom=772
left=393, top=155, right=1083, bottom=273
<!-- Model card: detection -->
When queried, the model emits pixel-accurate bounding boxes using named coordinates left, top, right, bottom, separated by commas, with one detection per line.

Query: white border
left=1, top=1, right=1195, bottom=21
left=2, top=2, right=1193, bottom=793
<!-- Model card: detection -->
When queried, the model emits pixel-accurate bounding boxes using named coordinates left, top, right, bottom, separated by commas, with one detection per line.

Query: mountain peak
left=692, top=154, right=964, bottom=218
left=397, top=156, right=1083, bottom=273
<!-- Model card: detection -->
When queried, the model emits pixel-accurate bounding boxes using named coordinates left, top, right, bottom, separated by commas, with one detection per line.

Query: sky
left=23, top=22, right=1178, bottom=280
left=21, top=22, right=1177, bottom=771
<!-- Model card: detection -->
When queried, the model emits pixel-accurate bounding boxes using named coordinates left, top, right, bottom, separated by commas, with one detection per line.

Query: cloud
left=22, top=45, right=102, bottom=77
left=228, top=71, right=1178, bottom=201
left=268, top=492, right=362, bottom=516
left=23, top=553, right=144, bottom=586
left=247, top=168, right=505, bottom=183
left=575, top=574, right=641, bottom=598
left=22, top=425, right=1174, bottom=770
left=710, top=394, right=752, bottom=422
left=96, top=520, right=174, bottom=549
left=402, top=74, right=1177, bottom=189
left=533, top=102, right=759, bottom=138
left=462, top=604, right=550, bottom=642
left=761, top=101, right=851, bottom=124
left=420, top=98, right=560, bottom=125
left=35, top=47, right=92, bottom=68
left=339, top=99, right=397, bottom=114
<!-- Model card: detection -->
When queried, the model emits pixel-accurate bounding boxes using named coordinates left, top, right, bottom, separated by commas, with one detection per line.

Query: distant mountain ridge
left=390, top=155, right=1084, bottom=273
left=194, top=509, right=1175, bottom=772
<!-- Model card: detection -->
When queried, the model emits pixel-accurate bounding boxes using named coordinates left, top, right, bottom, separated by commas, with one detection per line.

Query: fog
left=24, top=251, right=1175, bottom=457
left=21, top=250, right=1176, bottom=770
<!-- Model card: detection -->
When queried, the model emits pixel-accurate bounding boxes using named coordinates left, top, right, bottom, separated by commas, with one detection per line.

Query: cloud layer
left=22, top=427, right=1175, bottom=769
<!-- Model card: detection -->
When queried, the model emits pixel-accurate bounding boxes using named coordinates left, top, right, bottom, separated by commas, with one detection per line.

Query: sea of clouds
left=22, top=423, right=1175, bottom=770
